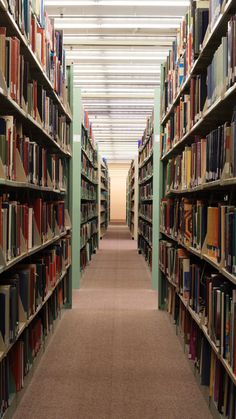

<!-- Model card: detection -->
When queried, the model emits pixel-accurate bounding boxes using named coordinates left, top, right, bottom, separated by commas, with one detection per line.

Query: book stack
left=99, top=158, right=110, bottom=239
left=0, top=1, right=72, bottom=416
left=159, top=1, right=236, bottom=417
left=138, top=115, right=154, bottom=268
left=126, top=159, right=138, bottom=240
left=80, top=119, right=98, bottom=273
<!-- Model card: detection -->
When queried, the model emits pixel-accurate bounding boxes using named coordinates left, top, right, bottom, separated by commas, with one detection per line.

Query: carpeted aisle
left=13, top=224, right=212, bottom=419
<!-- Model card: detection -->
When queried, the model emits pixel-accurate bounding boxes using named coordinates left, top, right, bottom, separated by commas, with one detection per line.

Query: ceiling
left=45, top=0, right=189, bottom=162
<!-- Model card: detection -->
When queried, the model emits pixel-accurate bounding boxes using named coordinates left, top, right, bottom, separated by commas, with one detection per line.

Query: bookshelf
left=98, top=157, right=109, bottom=240
left=138, top=116, right=154, bottom=268
left=126, top=158, right=138, bottom=240
left=159, top=1, right=236, bottom=417
left=80, top=119, right=98, bottom=272
left=0, top=0, right=72, bottom=416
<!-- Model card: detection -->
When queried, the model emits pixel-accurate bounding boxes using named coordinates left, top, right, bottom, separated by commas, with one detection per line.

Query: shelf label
left=155, top=134, right=160, bottom=144
left=74, top=135, right=81, bottom=143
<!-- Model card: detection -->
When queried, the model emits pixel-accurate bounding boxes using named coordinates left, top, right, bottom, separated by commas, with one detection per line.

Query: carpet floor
left=13, top=224, right=212, bottom=419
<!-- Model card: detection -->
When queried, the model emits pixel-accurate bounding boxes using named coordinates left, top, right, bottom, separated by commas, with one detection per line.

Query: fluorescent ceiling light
left=74, top=79, right=159, bottom=84
left=66, top=55, right=166, bottom=60
left=81, top=87, right=154, bottom=92
left=45, top=1, right=189, bottom=6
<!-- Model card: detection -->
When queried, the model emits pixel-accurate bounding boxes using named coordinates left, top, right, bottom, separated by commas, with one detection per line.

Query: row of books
left=81, top=126, right=97, bottom=166
left=3, top=1, right=68, bottom=102
left=0, top=235, right=71, bottom=347
left=80, top=220, right=98, bottom=250
left=164, top=116, right=236, bottom=190
left=80, top=233, right=98, bottom=271
left=138, top=114, right=154, bottom=149
left=138, top=235, right=152, bottom=268
left=138, top=136, right=153, bottom=166
left=0, top=117, right=67, bottom=189
left=161, top=1, right=209, bottom=116
left=81, top=180, right=97, bottom=201
left=160, top=197, right=236, bottom=274
left=0, top=32, right=70, bottom=147
left=83, top=112, right=95, bottom=147
left=139, top=182, right=153, bottom=200
left=207, top=15, right=236, bottom=108
left=139, top=161, right=153, bottom=182
left=139, top=203, right=152, bottom=221
left=160, top=241, right=236, bottom=363
left=173, top=296, right=236, bottom=418
left=138, top=219, right=152, bottom=246
left=0, top=197, right=68, bottom=262
left=81, top=154, right=98, bottom=183
left=0, top=275, right=68, bottom=418
left=81, top=203, right=97, bottom=223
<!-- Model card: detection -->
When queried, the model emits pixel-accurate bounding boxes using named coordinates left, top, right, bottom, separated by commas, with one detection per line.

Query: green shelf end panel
left=152, top=87, right=161, bottom=292
left=72, top=86, right=82, bottom=289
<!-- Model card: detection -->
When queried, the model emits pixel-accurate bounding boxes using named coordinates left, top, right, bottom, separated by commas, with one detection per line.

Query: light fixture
left=45, top=1, right=189, bottom=6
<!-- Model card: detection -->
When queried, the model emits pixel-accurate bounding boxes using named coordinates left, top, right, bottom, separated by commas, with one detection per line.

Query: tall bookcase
left=159, top=1, right=236, bottom=417
left=98, top=157, right=109, bottom=240
left=0, top=0, right=72, bottom=416
left=138, top=117, right=154, bottom=267
left=126, top=158, right=138, bottom=240
left=80, top=120, right=98, bottom=272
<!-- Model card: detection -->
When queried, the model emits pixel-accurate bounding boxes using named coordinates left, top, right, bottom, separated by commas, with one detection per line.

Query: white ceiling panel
left=45, top=0, right=188, bottom=160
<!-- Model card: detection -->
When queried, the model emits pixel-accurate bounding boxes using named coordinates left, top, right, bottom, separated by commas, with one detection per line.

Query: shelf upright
left=152, top=87, right=161, bottom=291
left=158, top=1, right=236, bottom=417
left=72, top=86, right=82, bottom=289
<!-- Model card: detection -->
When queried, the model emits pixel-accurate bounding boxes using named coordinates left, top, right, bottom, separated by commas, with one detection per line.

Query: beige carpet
left=13, top=224, right=212, bottom=419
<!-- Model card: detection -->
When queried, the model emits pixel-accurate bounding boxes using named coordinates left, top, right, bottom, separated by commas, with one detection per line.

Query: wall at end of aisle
left=108, top=163, right=129, bottom=222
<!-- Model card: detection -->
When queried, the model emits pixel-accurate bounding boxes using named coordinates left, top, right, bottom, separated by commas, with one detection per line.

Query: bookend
left=15, top=149, right=28, bottom=183
left=20, top=228, right=27, bottom=257
left=55, top=221, right=60, bottom=237
left=33, top=215, right=42, bottom=247
left=47, top=223, right=54, bottom=241
left=0, top=68, right=7, bottom=96
left=65, top=209, right=72, bottom=230
left=47, top=170, right=53, bottom=189
left=0, top=157, right=6, bottom=179
left=0, top=245, right=6, bottom=269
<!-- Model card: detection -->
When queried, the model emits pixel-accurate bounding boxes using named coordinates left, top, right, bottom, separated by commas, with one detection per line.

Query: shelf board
left=0, top=178, right=67, bottom=194
left=81, top=214, right=98, bottom=225
left=139, top=174, right=153, bottom=185
left=0, top=0, right=72, bottom=122
left=140, top=197, right=153, bottom=203
left=139, top=213, right=152, bottom=224
left=138, top=130, right=153, bottom=154
left=82, top=148, right=98, bottom=170
left=138, top=232, right=152, bottom=248
left=81, top=172, right=98, bottom=185
left=139, top=150, right=153, bottom=169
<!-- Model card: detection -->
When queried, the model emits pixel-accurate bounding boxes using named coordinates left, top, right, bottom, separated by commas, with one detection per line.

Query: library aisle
left=13, top=225, right=212, bottom=419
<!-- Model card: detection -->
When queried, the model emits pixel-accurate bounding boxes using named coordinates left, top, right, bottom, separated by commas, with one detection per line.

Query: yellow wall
left=108, top=163, right=129, bottom=221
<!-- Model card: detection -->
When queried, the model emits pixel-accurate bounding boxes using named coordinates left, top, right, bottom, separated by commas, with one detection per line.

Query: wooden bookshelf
left=0, top=0, right=72, bottom=416
left=98, top=157, right=109, bottom=240
left=138, top=117, right=154, bottom=269
left=159, top=2, right=236, bottom=417
left=126, top=158, right=138, bottom=240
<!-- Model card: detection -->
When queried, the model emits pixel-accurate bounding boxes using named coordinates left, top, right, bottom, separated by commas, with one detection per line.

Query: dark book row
left=81, top=125, right=97, bottom=167
left=139, top=203, right=152, bottom=221
left=160, top=197, right=236, bottom=275
left=81, top=180, right=97, bottom=201
left=0, top=196, right=69, bottom=262
left=138, top=137, right=153, bottom=167
left=138, top=219, right=152, bottom=247
left=0, top=235, right=71, bottom=347
left=80, top=234, right=98, bottom=272
left=81, top=202, right=97, bottom=224
left=139, top=161, right=153, bottom=182
left=0, top=274, right=69, bottom=418
left=80, top=220, right=98, bottom=250
left=139, top=181, right=153, bottom=200
left=138, top=114, right=153, bottom=149
left=164, top=286, right=236, bottom=418
left=138, top=235, right=152, bottom=268
left=81, top=153, right=98, bottom=184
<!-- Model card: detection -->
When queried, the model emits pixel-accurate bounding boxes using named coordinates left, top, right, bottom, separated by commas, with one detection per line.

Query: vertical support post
left=72, top=87, right=82, bottom=289
left=152, top=87, right=161, bottom=291
left=133, top=156, right=139, bottom=241
left=97, top=145, right=101, bottom=244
